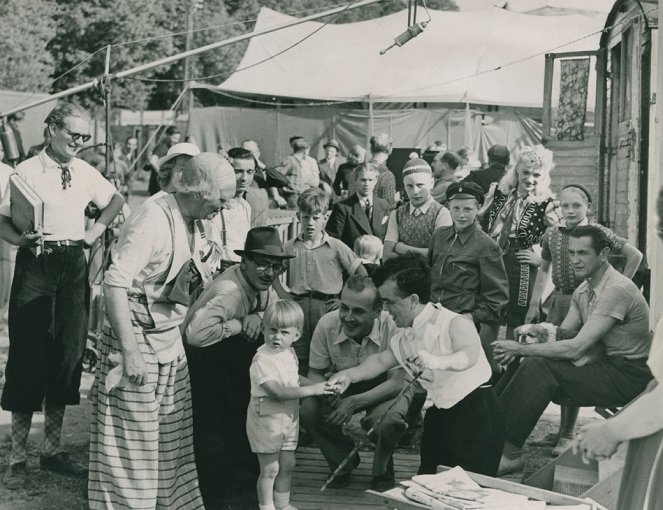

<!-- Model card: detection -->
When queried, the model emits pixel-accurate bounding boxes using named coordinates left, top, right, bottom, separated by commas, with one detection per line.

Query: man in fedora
left=319, top=138, right=346, bottom=190
left=183, top=226, right=295, bottom=508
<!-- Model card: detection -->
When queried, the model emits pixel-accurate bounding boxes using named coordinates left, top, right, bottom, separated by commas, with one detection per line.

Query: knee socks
left=43, top=405, right=65, bottom=457
left=10, top=412, right=33, bottom=465
left=9, top=405, right=65, bottom=465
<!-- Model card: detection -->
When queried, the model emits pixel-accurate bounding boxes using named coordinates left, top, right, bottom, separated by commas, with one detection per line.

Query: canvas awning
left=216, top=7, right=605, bottom=107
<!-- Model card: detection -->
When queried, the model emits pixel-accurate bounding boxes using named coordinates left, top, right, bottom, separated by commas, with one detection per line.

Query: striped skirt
left=88, top=295, right=204, bottom=510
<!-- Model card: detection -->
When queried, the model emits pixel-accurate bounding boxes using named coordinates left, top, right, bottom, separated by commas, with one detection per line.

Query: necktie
left=364, top=200, right=372, bottom=221
left=60, top=164, right=72, bottom=189
left=253, top=291, right=263, bottom=313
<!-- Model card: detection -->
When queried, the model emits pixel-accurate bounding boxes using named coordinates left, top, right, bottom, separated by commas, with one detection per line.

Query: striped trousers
left=88, top=296, right=203, bottom=510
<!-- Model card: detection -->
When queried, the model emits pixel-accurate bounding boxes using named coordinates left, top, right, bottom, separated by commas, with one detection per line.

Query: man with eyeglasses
left=0, top=102, right=124, bottom=489
left=183, top=226, right=295, bottom=509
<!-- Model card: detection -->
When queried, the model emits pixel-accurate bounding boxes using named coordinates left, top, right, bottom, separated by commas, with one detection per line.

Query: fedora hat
left=235, top=227, right=295, bottom=259
left=323, top=138, right=340, bottom=151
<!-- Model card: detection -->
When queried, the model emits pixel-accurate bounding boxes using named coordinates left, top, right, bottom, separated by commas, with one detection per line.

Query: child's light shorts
left=247, top=396, right=299, bottom=453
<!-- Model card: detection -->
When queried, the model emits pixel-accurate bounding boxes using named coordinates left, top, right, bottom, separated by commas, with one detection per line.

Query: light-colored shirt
left=566, top=265, right=650, bottom=360
left=384, top=198, right=452, bottom=243
left=389, top=303, right=491, bottom=409
left=104, top=194, right=193, bottom=363
left=183, top=264, right=278, bottom=347
left=302, top=155, right=320, bottom=189
left=284, top=232, right=357, bottom=295
left=649, top=318, right=663, bottom=382
left=0, top=150, right=117, bottom=241
left=249, top=345, right=299, bottom=397
left=209, top=196, right=251, bottom=263
left=309, top=310, right=398, bottom=372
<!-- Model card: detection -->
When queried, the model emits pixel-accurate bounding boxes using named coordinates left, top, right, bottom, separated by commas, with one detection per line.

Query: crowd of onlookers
left=0, top=103, right=661, bottom=510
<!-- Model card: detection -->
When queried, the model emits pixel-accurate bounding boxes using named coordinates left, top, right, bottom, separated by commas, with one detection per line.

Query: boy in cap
left=428, top=181, right=509, bottom=376
left=383, top=158, right=451, bottom=260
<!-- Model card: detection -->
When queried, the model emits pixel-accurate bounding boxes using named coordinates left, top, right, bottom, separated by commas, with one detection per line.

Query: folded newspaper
left=401, top=467, right=590, bottom=510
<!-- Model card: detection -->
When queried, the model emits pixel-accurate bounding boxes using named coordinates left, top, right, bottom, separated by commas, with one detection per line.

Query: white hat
left=158, top=142, right=200, bottom=168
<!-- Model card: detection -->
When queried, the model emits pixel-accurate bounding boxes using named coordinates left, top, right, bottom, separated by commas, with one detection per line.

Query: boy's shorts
left=246, top=396, right=299, bottom=454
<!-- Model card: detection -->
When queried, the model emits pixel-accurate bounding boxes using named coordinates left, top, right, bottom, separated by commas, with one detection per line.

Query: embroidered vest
left=484, top=189, right=558, bottom=250
left=396, top=200, right=443, bottom=248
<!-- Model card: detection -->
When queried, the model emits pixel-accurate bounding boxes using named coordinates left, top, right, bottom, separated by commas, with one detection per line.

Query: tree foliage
left=0, top=0, right=57, bottom=92
left=1, top=0, right=457, bottom=110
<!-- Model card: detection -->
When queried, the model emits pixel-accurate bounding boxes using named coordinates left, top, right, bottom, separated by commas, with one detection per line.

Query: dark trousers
left=419, top=386, right=505, bottom=477
left=1, top=246, right=88, bottom=412
left=498, top=356, right=653, bottom=448
left=300, top=380, right=413, bottom=477
left=185, top=334, right=261, bottom=506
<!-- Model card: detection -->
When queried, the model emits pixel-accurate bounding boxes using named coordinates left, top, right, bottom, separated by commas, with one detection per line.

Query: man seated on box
left=492, top=225, right=653, bottom=475
left=300, top=274, right=412, bottom=492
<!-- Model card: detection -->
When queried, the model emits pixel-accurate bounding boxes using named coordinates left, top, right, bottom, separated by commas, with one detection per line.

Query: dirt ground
left=0, top=319, right=601, bottom=510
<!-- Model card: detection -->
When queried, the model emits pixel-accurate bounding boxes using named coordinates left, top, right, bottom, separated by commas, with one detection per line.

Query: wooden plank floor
left=291, top=447, right=420, bottom=510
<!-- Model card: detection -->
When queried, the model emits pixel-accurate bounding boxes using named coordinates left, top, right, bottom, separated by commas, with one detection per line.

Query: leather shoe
left=3, top=462, right=27, bottom=490
left=327, top=471, right=352, bottom=489
left=371, top=474, right=395, bottom=492
left=496, top=455, right=524, bottom=477
left=327, top=453, right=360, bottom=489
left=40, top=453, right=86, bottom=477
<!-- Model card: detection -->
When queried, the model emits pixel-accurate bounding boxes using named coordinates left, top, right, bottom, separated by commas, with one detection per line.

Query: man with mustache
left=183, top=227, right=294, bottom=509
left=300, top=275, right=412, bottom=491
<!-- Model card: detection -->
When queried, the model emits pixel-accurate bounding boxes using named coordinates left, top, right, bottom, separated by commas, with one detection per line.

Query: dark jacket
left=428, top=222, right=508, bottom=325
left=326, top=193, right=390, bottom=249
left=462, top=163, right=507, bottom=195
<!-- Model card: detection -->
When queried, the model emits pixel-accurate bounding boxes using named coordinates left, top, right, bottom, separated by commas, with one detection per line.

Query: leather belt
left=43, top=239, right=85, bottom=247
left=292, top=291, right=338, bottom=300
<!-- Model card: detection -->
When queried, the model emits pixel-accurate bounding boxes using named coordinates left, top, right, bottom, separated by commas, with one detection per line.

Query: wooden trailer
left=542, top=0, right=659, bottom=320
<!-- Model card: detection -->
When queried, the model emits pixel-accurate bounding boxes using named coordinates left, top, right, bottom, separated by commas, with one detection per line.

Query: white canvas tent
left=216, top=7, right=606, bottom=108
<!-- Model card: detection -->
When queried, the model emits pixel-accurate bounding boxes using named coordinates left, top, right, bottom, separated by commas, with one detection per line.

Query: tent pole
left=104, top=45, right=112, bottom=178
left=368, top=94, right=374, bottom=147
left=0, top=0, right=386, bottom=118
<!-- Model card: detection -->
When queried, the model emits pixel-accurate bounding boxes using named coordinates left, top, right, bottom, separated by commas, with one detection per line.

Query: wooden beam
left=548, top=50, right=599, bottom=59
left=542, top=54, right=555, bottom=138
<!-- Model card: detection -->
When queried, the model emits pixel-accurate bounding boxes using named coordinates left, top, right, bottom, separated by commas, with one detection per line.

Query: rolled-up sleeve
left=83, top=161, right=118, bottom=209
left=185, top=279, right=243, bottom=347
left=309, top=316, right=333, bottom=370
